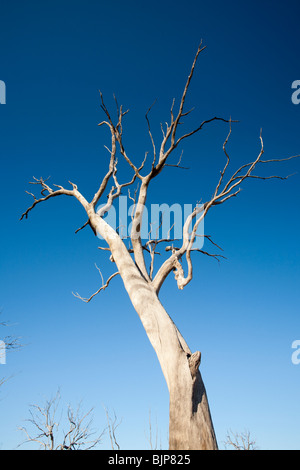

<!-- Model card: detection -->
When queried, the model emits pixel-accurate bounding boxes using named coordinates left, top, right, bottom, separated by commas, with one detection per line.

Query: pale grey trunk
left=131, top=284, right=217, bottom=450
left=94, top=216, right=218, bottom=450
left=129, top=286, right=218, bottom=450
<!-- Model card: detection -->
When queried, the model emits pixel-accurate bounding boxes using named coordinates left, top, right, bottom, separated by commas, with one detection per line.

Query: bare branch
left=196, top=234, right=224, bottom=252
left=129, top=179, right=152, bottom=281
left=172, top=116, right=237, bottom=152
left=145, top=409, right=160, bottom=450
left=128, top=184, right=140, bottom=221
left=169, top=42, right=207, bottom=149
left=104, top=407, right=122, bottom=451
left=75, top=220, right=90, bottom=234
left=72, top=267, right=119, bottom=303
left=164, top=150, right=190, bottom=170
left=96, top=158, right=138, bottom=220
left=165, top=245, right=226, bottom=262
left=259, top=155, right=300, bottom=164
left=20, top=177, right=89, bottom=220
left=99, top=93, right=139, bottom=177
left=91, top=125, right=117, bottom=208
left=152, top=203, right=208, bottom=292
left=224, top=429, right=258, bottom=451
left=145, top=100, right=157, bottom=166
left=212, top=131, right=300, bottom=207
left=214, top=119, right=232, bottom=197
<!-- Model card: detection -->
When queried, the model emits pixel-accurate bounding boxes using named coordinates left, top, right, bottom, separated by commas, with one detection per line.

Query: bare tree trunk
left=139, top=294, right=217, bottom=450
left=97, top=217, right=217, bottom=449
left=169, top=357, right=218, bottom=450
left=128, top=279, right=217, bottom=450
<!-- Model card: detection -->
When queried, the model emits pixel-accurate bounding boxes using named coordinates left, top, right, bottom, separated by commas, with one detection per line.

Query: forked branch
left=20, top=177, right=87, bottom=220
left=72, top=265, right=119, bottom=303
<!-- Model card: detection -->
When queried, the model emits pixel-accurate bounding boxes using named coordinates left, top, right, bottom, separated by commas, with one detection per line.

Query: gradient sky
left=0, top=0, right=300, bottom=450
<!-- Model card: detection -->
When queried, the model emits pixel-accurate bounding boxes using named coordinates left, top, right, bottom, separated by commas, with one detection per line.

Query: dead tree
left=20, top=43, right=298, bottom=450
left=18, top=390, right=104, bottom=450
left=224, top=429, right=258, bottom=450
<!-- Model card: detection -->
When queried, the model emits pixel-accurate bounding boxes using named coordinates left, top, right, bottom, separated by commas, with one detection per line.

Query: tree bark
left=168, top=354, right=218, bottom=450
left=128, top=278, right=218, bottom=450
left=94, top=215, right=218, bottom=450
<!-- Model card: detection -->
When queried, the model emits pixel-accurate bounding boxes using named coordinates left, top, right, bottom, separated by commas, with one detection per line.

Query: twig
left=72, top=268, right=119, bottom=303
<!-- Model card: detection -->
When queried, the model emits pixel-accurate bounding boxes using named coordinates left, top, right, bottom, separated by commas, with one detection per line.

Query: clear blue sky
left=0, top=0, right=299, bottom=450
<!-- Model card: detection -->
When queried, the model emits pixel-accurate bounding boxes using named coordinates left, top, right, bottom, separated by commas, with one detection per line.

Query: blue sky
left=0, top=0, right=300, bottom=450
